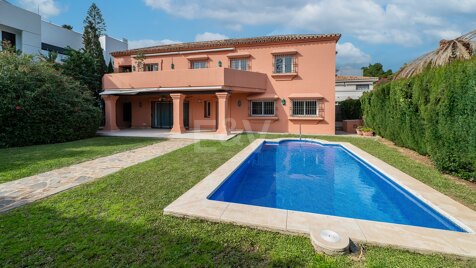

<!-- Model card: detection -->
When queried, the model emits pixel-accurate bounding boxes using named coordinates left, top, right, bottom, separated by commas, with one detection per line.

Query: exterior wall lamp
left=281, top=98, right=286, bottom=106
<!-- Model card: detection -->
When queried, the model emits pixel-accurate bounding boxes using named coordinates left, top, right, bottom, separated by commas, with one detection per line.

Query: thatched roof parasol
left=394, top=29, right=476, bottom=80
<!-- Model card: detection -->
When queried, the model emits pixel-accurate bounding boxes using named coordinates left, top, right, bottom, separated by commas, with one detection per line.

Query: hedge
left=361, top=58, right=476, bottom=181
left=338, top=99, right=362, bottom=120
left=0, top=51, right=101, bottom=147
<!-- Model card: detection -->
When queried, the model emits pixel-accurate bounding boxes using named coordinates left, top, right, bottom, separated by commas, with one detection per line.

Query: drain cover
left=310, top=228, right=350, bottom=255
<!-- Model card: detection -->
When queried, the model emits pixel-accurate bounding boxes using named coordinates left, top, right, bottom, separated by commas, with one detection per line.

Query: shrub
left=0, top=50, right=101, bottom=148
left=361, top=58, right=476, bottom=181
left=338, top=98, right=362, bottom=120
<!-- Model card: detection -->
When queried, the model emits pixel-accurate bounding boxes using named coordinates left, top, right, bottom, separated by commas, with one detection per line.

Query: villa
left=101, top=34, right=340, bottom=135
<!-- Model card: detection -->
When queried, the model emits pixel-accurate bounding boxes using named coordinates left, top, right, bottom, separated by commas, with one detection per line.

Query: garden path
left=0, top=139, right=196, bottom=213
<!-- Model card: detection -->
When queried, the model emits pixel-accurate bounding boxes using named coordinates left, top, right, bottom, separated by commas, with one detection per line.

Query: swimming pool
left=208, top=140, right=465, bottom=232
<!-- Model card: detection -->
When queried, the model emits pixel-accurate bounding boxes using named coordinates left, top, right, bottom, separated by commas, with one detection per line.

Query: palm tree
left=394, top=29, right=476, bottom=79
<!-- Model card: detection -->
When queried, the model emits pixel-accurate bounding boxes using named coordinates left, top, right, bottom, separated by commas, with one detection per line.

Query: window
left=191, top=61, right=207, bottom=69
left=356, top=84, right=370, bottom=90
left=274, top=55, right=295, bottom=73
left=144, top=63, right=159, bottom=72
left=120, top=65, right=132, bottom=72
left=204, top=101, right=211, bottom=118
left=2, top=31, right=16, bottom=49
left=249, top=101, right=275, bottom=116
left=292, top=100, right=318, bottom=116
left=230, top=58, right=248, bottom=71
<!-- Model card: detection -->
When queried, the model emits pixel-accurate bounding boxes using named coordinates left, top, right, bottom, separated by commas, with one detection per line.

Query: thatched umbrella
left=394, top=29, right=476, bottom=80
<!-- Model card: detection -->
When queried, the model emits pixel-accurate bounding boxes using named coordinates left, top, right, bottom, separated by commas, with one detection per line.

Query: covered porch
left=101, top=90, right=236, bottom=136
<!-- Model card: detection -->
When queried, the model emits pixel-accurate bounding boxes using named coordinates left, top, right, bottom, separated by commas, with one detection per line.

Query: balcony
left=103, top=68, right=267, bottom=93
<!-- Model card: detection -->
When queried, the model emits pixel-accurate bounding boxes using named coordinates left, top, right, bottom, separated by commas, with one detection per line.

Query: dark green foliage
left=62, top=48, right=102, bottom=102
left=362, top=63, right=393, bottom=78
left=361, top=58, right=476, bottom=180
left=338, top=99, right=362, bottom=120
left=0, top=50, right=101, bottom=148
left=61, top=24, right=73, bottom=30
left=107, top=59, right=114, bottom=73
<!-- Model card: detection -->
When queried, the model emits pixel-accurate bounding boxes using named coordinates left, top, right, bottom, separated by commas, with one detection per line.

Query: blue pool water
left=208, top=140, right=466, bottom=232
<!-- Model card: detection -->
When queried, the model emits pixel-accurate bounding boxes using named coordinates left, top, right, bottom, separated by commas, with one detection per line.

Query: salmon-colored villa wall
left=105, top=37, right=338, bottom=135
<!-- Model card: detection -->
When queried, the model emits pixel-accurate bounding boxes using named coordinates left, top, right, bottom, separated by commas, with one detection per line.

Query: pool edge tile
left=286, top=211, right=367, bottom=242
left=355, top=219, right=471, bottom=256
left=220, top=203, right=287, bottom=231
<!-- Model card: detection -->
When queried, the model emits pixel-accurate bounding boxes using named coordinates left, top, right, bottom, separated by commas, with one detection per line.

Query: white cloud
left=143, top=0, right=473, bottom=46
left=19, top=0, right=60, bottom=18
left=128, top=39, right=181, bottom=49
left=336, top=42, right=371, bottom=68
left=195, top=32, right=229, bottom=42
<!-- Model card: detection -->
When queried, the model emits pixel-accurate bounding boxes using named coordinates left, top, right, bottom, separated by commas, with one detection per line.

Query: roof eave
left=111, top=34, right=341, bottom=57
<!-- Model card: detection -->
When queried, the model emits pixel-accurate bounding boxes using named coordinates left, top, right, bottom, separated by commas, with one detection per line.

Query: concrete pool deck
left=164, top=138, right=476, bottom=258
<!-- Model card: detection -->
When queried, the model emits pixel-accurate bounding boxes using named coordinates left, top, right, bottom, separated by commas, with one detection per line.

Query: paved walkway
left=97, top=129, right=240, bottom=141
left=0, top=139, right=196, bottom=213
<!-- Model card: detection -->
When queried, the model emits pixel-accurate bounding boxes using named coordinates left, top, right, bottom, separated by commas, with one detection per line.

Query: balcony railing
left=103, top=68, right=267, bottom=93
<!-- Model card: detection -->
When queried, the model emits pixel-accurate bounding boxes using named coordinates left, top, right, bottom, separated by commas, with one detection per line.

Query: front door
left=153, top=101, right=189, bottom=129
left=153, top=101, right=173, bottom=129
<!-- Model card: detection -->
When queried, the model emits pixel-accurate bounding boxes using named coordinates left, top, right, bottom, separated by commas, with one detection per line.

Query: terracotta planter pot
left=362, top=131, right=374, bottom=137
left=356, top=129, right=363, bottom=135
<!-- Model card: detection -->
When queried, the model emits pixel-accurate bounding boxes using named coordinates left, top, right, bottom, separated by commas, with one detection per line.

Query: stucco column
left=170, top=93, right=186, bottom=133
left=216, top=92, right=230, bottom=135
left=102, top=95, right=119, bottom=131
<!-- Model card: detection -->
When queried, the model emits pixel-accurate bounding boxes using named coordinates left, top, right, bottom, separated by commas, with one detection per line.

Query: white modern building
left=335, top=76, right=379, bottom=102
left=0, top=0, right=127, bottom=62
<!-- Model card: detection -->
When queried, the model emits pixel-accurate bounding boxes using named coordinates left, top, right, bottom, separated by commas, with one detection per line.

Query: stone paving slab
left=0, top=139, right=196, bottom=213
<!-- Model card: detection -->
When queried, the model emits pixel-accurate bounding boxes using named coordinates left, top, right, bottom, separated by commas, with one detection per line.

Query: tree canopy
left=82, top=3, right=107, bottom=104
left=361, top=63, right=393, bottom=79
left=62, top=48, right=102, bottom=102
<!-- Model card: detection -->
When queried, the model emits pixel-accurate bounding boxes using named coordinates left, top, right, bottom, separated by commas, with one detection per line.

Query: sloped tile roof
left=113, top=34, right=341, bottom=56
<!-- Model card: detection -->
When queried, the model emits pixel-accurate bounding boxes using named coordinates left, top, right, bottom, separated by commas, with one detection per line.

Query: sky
left=11, top=0, right=476, bottom=71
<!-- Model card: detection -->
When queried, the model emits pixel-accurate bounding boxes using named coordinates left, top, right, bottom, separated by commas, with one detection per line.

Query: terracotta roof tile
left=113, top=34, right=341, bottom=56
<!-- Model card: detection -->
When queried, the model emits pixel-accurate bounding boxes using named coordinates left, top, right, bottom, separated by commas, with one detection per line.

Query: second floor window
left=250, top=101, right=275, bottom=116
left=191, top=61, right=208, bottom=69
left=274, top=55, right=295, bottom=73
left=356, top=84, right=370, bottom=90
left=2, top=31, right=16, bottom=49
left=144, top=63, right=159, bottom=72
left=292, top=100, right=318, bottom=117
left=230, top=58, right=248, bottom=71
left=119, top=65, right=132, bottom=73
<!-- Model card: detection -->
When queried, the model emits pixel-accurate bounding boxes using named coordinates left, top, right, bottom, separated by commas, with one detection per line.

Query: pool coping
left=164, top=138, right=476, bottom=258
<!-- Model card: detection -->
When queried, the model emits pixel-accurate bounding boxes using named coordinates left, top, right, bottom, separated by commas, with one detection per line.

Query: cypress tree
left=107, top=59, right=114, bottom=73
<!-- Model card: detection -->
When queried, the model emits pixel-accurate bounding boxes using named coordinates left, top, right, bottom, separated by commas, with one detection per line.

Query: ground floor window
left=292, top=100, right=318, bottom=116
left=249, top=100, right=275, bottom=116
left=204, top=101, right=211, bottom=118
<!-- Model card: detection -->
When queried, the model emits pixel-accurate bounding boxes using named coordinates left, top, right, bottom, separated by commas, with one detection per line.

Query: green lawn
left=0, top=137, right=161, bottom=184
left=0, top=134, right=474, bottom=267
